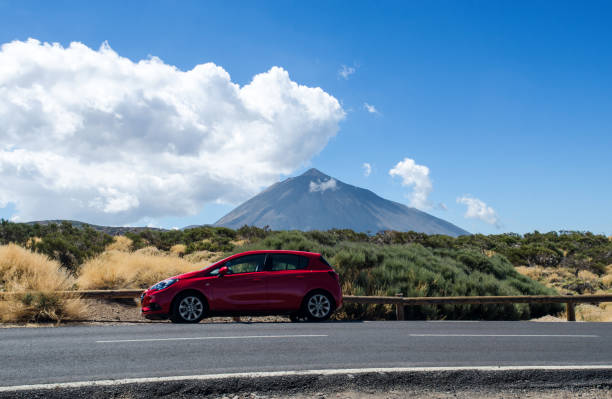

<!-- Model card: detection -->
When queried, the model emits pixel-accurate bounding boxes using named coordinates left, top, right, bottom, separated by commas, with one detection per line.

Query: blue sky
left=0, top=1, right=610, bottom=235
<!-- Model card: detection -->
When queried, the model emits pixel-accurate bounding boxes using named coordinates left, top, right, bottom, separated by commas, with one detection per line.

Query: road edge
left=1, top=365, right=612, bottom=397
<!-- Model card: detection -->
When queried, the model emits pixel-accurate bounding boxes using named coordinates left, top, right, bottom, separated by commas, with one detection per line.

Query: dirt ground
left=1, top=298, right=575, bottom=327
left=0, top=299, right=292, bottom=328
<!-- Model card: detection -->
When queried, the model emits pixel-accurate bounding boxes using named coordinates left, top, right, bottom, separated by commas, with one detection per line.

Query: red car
left=141, top=250, right=343, bottom=323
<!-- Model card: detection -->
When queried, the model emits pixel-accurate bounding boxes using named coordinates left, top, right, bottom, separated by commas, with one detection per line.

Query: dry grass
left=575, top=303, right=612, bottom=322
left=106, top=235, right=133, bottom=252
left=134, top=246, right=164, bottom=256
left=483, top=250, right=496, bottom=258
left=76, top=250, right=198, bottom=290
left=170, top=244, right=187, bottom=257
left=515, top=265, right=544, bottom=280
left=0, top=244, right=87, bottom=322
left=517, top=264, right=612, bottom=321
left=184, top=250, right=225, bottom=264
left=25, top=236, right=42, bottom=249
left=577, top=270, right=598, bottom=282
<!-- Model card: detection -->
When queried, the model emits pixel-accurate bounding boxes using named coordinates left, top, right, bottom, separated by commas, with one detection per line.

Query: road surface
left=1, top=321, right=611, bottom=387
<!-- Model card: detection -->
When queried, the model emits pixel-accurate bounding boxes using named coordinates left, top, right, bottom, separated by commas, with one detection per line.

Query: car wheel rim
left=307, top=294, right=331, bottom=318
left=178, top=296, right=204, bottom=321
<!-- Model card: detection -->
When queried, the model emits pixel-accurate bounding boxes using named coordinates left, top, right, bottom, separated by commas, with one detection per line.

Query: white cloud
left=362, top=162, right=372, bottom=177
left=389, top=158, right=432, bottom=210
left=0, top=39, right=345, bottom=225
left=309, top=178, right=338, bottom=193
left=363, top=102, right=379, bottom=114
left=456, top=195, right=500, bottom=227
left=338, top=65, right=355, bottom=80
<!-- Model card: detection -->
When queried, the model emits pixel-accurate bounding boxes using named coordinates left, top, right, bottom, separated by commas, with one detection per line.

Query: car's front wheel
left=170, top=293, right=207, bottom=323
left=303, top=291, right=334, bottom=321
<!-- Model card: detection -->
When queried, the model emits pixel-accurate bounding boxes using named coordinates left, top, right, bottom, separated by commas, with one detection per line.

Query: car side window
left=268, top=254, right=308, bottom=271
left=224, top=254, right=266, bottom=274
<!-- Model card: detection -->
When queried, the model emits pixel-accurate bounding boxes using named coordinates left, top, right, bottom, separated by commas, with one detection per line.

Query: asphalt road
left=1, top=321, right=611, bottom=387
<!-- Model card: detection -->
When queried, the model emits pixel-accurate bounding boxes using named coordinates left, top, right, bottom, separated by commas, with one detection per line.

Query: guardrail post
left=566, top=302, right=576, bottom=322
left=395, top=293, right=405, bottom=321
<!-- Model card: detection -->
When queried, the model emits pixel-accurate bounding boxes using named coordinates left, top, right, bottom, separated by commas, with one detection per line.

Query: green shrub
left=228, top=231, right=562, bottom=320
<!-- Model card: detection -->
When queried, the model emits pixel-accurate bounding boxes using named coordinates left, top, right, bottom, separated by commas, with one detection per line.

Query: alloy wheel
left=178, top=296, right=204, bottom=321
left=307, top=294, right=331, bottom=319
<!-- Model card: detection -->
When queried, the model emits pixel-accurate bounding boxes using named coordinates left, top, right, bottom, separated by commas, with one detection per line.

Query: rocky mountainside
left=215, top=168, right=469, bottom=236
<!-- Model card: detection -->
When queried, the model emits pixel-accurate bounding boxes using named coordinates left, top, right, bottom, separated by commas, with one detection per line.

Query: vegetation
left=0, top=220, right=113, bottom=275
left=77, top=242, right=202, bottom=290
left=516, top=264, right=612, bottom=321
left=1, top=220, right=610, bottom=321
left=229, top=230, right=560, bottom=320
left=0, top=244, right=86, bottom=322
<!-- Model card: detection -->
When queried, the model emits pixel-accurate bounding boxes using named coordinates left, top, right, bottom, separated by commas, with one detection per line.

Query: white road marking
left=426, top=320, right=480, bottom=323
left=409, top=334, right=599, bottom=337
left=96, top=334, right=328, bottom=343
left=2, top=365, right=611, bottom=392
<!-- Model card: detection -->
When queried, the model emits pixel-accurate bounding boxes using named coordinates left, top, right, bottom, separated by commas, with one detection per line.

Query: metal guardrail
left=1, top=290, right=611, bottom=321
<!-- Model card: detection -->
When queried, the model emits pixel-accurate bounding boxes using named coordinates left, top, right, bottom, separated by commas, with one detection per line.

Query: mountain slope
left=215, top=168, right=469, bottom=236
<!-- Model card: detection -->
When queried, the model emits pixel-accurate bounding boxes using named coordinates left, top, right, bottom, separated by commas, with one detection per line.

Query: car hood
left=172, top=270, right=205, bottom=280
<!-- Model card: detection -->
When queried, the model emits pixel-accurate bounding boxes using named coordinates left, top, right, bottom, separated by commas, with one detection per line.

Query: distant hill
left=214, top=168, right=469, bottom=236
left=25, top=220, right=166, bottom=236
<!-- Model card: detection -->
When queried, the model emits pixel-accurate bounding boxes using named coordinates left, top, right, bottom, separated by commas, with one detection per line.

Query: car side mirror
left=218, top=266, right=229, bottom=277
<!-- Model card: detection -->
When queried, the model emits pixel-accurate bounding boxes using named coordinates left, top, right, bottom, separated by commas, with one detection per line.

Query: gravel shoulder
left=2, top=369, right=611, bottom=399
left=1, top=299, right=571, bottom=328
left=1, top=299, right=290, bottom=328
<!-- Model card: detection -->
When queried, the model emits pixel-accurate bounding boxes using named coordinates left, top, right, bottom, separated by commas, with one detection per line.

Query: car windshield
left=200, top=255, right=232, bottom=271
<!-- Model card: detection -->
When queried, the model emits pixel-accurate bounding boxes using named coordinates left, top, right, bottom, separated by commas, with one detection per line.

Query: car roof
left=231, top=250, right=321, bottom=257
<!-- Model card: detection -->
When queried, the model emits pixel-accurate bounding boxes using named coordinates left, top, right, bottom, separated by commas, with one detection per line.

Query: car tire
left=170, top=292, right=207, bottom=323
left=289, top=312, right=306, bottom=322
left=302, top=291, right=334, bottom=321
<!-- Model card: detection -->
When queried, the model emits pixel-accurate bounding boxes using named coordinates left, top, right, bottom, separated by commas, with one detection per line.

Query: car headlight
left=150, top=278, right=178, bottom=291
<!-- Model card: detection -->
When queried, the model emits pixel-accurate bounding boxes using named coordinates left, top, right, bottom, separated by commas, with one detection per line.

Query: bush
left=0, top=244, right=86, bottom=322
left=3, top=221, right=605, bottom=321
left=0, top=220, right=113, bottom=275
left=76, top=250, right=198, bottom=290
left=228, top=232, right=561, bottom=320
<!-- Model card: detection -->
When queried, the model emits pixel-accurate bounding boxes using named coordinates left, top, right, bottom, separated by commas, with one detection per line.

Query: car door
left=264, top=253, right=310, bottom=310
left=207, top=254, right=267, bottom=311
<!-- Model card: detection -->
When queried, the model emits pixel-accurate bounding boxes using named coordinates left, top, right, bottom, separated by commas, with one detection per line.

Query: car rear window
left=268, top=254, right=309, bottom=271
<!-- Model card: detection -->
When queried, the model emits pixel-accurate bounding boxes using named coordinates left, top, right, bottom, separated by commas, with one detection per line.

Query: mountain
left=214, top=168, right=470, bottom=236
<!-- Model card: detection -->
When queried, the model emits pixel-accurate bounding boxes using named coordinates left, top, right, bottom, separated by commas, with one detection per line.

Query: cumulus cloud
left=389, top=158, right=432, bottom=210
left=362, top=162, right=372, bottom=177
left=309, top=178, right=338, bottom=193
left=0, top=39, right=345, bottom=225
left=456, top=195, right=500, bottom=227
left=338, top=65, right=355, bottom=80
left=363, top=103, right=379, bottom=114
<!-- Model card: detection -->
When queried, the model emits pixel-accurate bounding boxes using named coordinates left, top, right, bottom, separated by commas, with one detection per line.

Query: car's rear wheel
left=303, top=291, right=334, bottom=321
left=170, top=292, right=207, bottom=323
